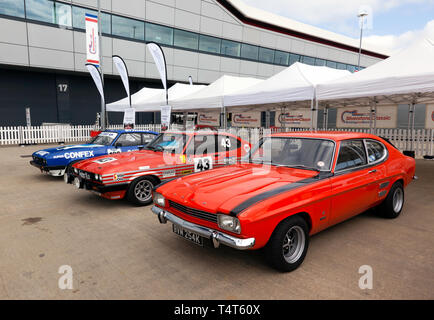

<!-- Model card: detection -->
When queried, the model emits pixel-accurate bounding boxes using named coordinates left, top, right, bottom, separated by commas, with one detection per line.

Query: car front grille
left=33, top=156, right=46, bottom=165
left=168, top=200, right=217, bottom=223
left=77, top=170, right=95, bottom=181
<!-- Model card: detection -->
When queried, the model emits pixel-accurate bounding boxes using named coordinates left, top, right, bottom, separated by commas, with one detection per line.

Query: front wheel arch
left=126, top=175, right=160, bottom=205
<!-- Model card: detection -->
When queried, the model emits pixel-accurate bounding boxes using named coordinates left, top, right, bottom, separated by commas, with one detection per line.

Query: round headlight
left=74, top=168, right=78, bottom=174
left=153, top=192, right=166, bottom=207
left=217, top=214, right=241, bottom=234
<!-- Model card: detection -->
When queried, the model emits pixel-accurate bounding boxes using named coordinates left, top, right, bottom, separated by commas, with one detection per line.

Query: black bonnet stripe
left=229, top=172, right=333, bottom=216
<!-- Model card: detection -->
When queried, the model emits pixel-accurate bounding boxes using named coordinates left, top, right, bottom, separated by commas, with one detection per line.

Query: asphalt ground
left=0, top=144, right=433, bottom=299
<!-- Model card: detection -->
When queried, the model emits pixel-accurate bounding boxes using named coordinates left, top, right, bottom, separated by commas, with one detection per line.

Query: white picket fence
left=0, top=125, right=433, bottom=157
left=0, top=124, right=161, bottom=146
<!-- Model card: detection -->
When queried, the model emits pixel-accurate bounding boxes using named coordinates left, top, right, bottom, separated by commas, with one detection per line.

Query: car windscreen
left=247, top=137, right=335, bottom=171
left=146, top=133, right=187, bottom=153
left=89, top=132, right=118, bottom=146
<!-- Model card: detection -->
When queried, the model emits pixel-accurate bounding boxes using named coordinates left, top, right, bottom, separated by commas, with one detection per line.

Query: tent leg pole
left=265, top=110, right=271, bottom=129
left=374, top=102, right=377, bottom=135
left=369, top=104, right=373, bottom=135
left=310, top=99, right=314, bottom=131
left=411, top=103, right=416, bottom=151
left=323, top=107, right=328, bottom=130
left=314, top=100, right=319, bottom=130
left=406, top=104, right=412, bottom=151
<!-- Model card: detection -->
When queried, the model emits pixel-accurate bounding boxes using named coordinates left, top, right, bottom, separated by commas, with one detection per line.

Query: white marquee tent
left=224, top=62, right=350, bottom=109
left=106, top=83, right=205, bottom=112
left=316, top=38, right=434, bottom=105
left=106, top=87, right=163, bottom=112
left=129, top=83, right=206, bottom=112
left=170, top=75, right=263, bottom=111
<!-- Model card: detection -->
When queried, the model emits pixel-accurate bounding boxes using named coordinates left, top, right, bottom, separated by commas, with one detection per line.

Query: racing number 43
left=194, top=156, right=213, bottom=172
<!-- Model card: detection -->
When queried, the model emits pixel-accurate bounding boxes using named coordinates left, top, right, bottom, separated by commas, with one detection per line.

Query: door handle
left=368, top=169, right=377, bottom=174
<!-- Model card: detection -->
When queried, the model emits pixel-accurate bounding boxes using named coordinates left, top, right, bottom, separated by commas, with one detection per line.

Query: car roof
left=270, top=131, right=382, bottom=142
left=105, top=129, right=158, bottom=134
left=164, top=130, right=233, bottom=136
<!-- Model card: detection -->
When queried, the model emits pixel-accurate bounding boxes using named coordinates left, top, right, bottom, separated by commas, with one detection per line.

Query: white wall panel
left=175, top=0, right=201, bottom=14
left=113, top=38, right=145, bottom=61
left=173, top=66, right=198, bottom=82
left=200, top=16, right=223, bottom=37
left=175, top=10, right=201, bottom=32
left=198, top=53, right=220, bottom=71
left=146, top=2, right=175, bottom=26
left=112, top=0, right=145, bottom=19
left=275, top=36, right=291, bottom=52
left=198, top=69, right=221, bottom=83
left=0, top=19, right=27, bottom=46
left=0, top=43, right=28, bottom=66
left=28, top=24, right=73, bottom=52
left=29, top=47, right=74, bottom=70
left=173, top=49, right=198, bottom=68
left=220, top=57, right=240, bottom=74
left=222, top=22, right=242, bottom=41
left=239, top=60, right=257, bottom=76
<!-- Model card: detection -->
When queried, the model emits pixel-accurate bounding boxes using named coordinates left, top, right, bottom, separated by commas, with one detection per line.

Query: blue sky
left=243, top=0, right=434, bottom=53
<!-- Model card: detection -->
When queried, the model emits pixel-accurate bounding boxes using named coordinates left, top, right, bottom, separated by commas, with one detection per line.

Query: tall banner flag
left=146, top=42, right=168, bottom=103
left=86, top=64, right=105, bottom=104
left=85, top=13, right=100, bottom=66
left=113, top=55, right=131, bottom=106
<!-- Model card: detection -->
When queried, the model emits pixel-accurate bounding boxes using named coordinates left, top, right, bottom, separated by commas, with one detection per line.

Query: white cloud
left=363, top=19, right=434, bottom=54
left=242, top=0, right=432, bottom=26
left=242, top=0, right=434, bottom=53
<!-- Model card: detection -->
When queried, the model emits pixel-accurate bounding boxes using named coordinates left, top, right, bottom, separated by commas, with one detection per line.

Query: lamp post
left=357, top=10, right=368, bottom=71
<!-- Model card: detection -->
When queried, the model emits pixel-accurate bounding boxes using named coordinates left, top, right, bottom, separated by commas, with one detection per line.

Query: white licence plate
left=172, top=224, right=203, bottom=246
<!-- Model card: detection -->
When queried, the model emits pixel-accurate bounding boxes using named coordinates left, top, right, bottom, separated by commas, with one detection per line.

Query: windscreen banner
left=231, top=112, right=261, bottom=127
left=336, top=105, right=397, bottom=128
left=275, top=109, right=311, bottom=128
left=85, top=13, right=100, bottom=66
left=197, top=112, right=221, bottom=127
left=425, top=104, right=434, bottom=129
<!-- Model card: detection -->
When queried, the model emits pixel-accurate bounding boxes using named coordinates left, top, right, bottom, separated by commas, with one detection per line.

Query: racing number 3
left=194, top=156, right=213, bottom=172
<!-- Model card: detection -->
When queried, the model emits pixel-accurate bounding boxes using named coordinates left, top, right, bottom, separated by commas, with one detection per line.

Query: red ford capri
left=67, top=131, right=251, bottom=205
left=152, top=132, right=416, bottom=272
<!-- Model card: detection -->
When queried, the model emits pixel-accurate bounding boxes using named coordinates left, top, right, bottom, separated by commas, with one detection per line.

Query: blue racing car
left=30, top=129, right=158, bottom=178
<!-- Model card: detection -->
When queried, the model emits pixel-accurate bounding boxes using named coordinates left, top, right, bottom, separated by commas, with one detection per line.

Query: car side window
left=366, top=140, right=387, bottom=163
left=142, top=133, right=155, bottom=145
left=193, top=135, right=217, bottom=156
left=115, top=133, right=142, bottom=147
left=335, top=140, right=367, bottom=171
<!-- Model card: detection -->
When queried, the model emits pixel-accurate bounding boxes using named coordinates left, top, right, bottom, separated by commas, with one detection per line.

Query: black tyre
left=127, top=176, right=158, bottom=205
left=265, top=215, right=309, bottom=272
left=378, top=181, right=404, bottom=219
left=63, top=162, right=78, bottom=184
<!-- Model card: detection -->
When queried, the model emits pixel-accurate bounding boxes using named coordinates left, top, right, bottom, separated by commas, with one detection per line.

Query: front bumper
left=69, top=174, right=128, bottom=193
left=151, top=206, right=255, bottom=250
left=30, top=161, right=65, bottom=176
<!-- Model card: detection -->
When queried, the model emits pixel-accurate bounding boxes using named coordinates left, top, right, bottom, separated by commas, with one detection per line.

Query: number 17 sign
left=85, top=13, right=100, bottom=66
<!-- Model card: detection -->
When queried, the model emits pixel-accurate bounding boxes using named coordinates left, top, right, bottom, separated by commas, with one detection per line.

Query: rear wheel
left=265, top=215, right=309, bottom=272
left=378, top=181, right=404, bottom=219
left=127, top=176, right=157, bottom=205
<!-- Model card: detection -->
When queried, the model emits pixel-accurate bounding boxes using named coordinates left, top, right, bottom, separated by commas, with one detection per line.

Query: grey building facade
left=0, top=0, right=388, bottom=126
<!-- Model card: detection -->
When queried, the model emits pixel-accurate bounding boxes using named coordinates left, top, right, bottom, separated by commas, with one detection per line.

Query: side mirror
left=138, top=146, right=144, bottom=150
left=115, top=142, right=122, bottom=147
